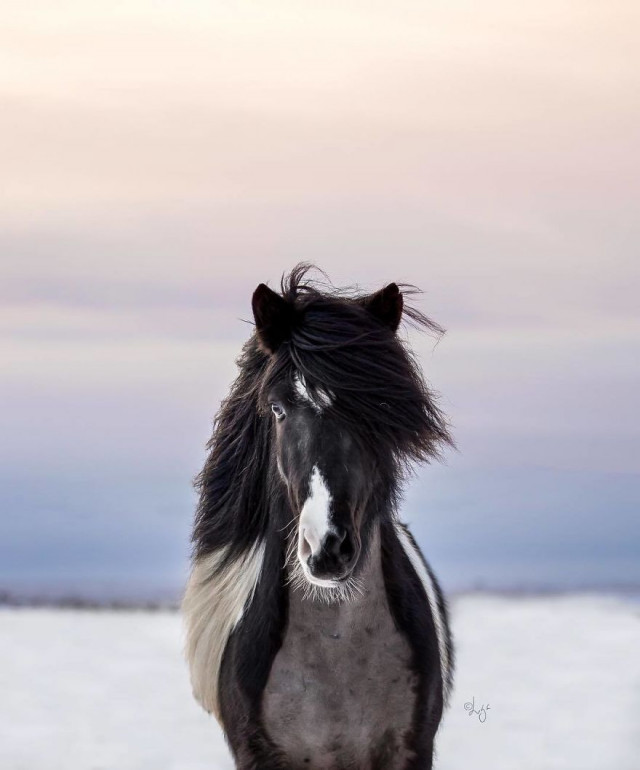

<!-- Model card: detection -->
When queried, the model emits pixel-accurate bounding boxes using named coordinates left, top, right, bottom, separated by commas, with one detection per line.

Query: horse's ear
left=360, top=283, right=403, bottom=332
left=252, top=283, right=294, bottom=354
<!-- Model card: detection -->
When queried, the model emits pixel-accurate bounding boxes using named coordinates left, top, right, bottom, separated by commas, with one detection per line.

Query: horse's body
left=183, top=266, right=453, bottom=769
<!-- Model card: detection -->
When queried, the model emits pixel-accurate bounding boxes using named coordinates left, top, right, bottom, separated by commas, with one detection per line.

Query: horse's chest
left=263, top=570, right=417, bottom=769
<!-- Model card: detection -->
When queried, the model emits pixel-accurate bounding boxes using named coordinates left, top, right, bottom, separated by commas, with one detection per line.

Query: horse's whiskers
left=277, top=515, right=298, bottom=535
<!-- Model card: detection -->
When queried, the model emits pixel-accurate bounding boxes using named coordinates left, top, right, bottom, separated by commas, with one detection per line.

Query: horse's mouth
left=300, top=561, right=353, bottom=588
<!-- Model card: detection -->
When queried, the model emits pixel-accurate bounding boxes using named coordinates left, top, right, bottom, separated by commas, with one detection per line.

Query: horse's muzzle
left=300, top=526, right=360, bottom=582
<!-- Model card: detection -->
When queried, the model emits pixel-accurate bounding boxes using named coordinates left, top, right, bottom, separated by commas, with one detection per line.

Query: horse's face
left=267, top=376, right=373, bottom=586
left=252, top=278, right=411, bottom=591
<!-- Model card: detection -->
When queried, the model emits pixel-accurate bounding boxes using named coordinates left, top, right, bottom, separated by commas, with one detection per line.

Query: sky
left=1, top=1, right=639, bottom=599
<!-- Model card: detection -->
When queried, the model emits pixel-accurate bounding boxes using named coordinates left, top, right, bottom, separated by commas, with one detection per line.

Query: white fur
left=297, top=466, right=335, bottom=586
left=294, top=372, right=333, bottom=411
left=394, top=522, right=451, bottom=705
left=182, top=541, right=265, bottom=719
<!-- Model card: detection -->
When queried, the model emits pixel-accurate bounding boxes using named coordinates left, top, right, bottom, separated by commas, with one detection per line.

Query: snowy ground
left=0, top=594, right=638, bottom=770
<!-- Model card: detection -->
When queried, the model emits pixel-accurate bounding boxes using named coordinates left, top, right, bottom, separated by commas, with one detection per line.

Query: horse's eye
left=270, top=403, right=285, bottom=420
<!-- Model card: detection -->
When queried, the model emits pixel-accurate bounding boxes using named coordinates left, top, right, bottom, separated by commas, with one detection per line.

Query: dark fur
left=191, top=265, right=454, bottom=769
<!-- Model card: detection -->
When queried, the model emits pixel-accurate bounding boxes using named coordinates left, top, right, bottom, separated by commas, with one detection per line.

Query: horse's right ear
left=252, top=283, right=294, bottom=354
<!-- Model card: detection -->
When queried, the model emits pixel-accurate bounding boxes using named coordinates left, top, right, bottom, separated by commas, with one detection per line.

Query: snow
left=0, top=594, right=638, bottom=769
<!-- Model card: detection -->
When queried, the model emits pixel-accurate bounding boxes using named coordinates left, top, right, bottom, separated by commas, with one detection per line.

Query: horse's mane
left=193, top=264, right=452, bottom=561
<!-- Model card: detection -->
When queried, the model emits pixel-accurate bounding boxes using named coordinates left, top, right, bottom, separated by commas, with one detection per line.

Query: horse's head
left=250, top=268, right=450, bottom=596
left=264, top=369, right=373, bottom=587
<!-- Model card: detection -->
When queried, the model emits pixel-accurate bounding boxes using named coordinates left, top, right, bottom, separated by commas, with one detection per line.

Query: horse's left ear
left=360, top=283, right=404, bottom=332
left=252, top=283, right=295, bottom=354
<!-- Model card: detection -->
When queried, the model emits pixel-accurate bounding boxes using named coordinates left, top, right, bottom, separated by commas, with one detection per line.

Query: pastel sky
left=1, top=1, right=638, bottom=598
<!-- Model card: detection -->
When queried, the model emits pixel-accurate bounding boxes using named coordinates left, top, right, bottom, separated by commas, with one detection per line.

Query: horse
left=183, top=265, right=454, bottom=769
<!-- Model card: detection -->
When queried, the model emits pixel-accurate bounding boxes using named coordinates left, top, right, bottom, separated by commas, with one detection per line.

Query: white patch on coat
left=394, top=522, right=452, bottom=705
left=297, top=466, right=335, bottom=585
left=294, top=372, right=334, bottom=411
left=182, top=541, right=265, bottom=720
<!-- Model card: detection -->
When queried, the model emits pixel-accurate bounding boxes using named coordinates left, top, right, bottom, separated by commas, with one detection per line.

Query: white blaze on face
left=298, top=465, right=332, bottom=574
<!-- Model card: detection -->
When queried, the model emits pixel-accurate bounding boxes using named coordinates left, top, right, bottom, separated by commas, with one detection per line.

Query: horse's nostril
left=324, top=530, right=342, bottom=556
left=325, top=529, right=356, bottom=566
left=338, top=534, right=355, bottom=562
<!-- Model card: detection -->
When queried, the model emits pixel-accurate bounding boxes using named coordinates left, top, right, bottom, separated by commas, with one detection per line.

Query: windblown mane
left=192, top=264, right=452, bottom=563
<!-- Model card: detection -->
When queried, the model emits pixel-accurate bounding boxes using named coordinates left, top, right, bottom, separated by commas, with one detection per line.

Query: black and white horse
left=183, top=265, right=454, bottom=769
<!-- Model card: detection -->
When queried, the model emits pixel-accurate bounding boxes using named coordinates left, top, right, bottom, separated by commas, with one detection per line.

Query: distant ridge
left=0, top=589, right=179, bottom=611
